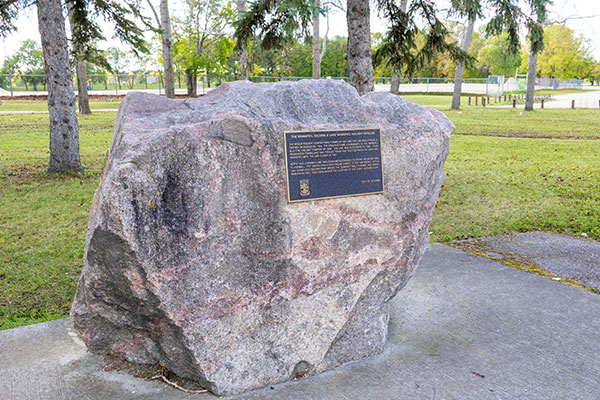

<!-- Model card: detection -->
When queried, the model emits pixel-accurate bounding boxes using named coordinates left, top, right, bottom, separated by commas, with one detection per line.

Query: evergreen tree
left=0, top=0, right=149, bottom=171
left=1, top=0, right=82, bottom=172
left=450, top=0, right=483, bottom=109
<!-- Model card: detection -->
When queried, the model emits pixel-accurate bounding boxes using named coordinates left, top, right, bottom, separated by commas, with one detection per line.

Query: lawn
left=0, top=111, right=114, bottom=329
left=1, top=100, right=599, bottom=330
left=431, top=135, right=600, bottom=241
left=402, top=94, right=453, bottom=106
left=0, top=99, right=121, bottom=112
left=444, top=108, right=600, bottom=139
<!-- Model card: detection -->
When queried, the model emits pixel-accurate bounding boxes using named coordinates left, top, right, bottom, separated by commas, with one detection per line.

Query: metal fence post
left=9, top=72, right=13, bottom=96
left=114, top=75, right=118, bottom=95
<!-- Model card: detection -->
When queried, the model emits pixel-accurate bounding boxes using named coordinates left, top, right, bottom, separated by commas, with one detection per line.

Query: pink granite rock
left=71, top=79, right=453, bottom=395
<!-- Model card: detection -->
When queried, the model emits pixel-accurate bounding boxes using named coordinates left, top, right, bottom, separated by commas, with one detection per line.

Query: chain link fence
left=0, top=72, right=587, bottom=97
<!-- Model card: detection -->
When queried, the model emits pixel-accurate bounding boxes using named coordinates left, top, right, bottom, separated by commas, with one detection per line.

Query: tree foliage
left=234, top=0, right=318, bottom=51
left=533, top=25, right=592, bottom=79
left=373, top=0, right=474, bottom=78
left=478, top=32, right=522, bottom=76
left=172, top=0, right=236, bottom=76
left=68, top=0, right=151, bottom=66
left=5, top=39, right=46, bottom=89
left=486, top=0, right=550, bottom=55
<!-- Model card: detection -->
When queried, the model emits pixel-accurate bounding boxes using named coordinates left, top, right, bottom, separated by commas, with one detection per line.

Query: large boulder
left=71, top=80, right=453, bottom=395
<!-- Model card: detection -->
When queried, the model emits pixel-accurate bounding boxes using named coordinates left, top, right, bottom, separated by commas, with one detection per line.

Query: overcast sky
left=1, top=0, right=599, bottom=66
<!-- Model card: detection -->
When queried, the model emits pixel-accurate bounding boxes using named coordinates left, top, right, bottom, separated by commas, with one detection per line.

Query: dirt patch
left=102, top=354, right=209, bottom=394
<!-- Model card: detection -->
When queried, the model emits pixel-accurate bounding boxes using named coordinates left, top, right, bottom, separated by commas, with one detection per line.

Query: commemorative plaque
left=284, top=128, right=384, bottom=202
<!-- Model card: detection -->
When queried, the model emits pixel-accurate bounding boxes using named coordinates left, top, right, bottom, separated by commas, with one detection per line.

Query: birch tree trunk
left=312, top=0, right=320, bottom=79
left=451, top=16, right=475, bottom=110
left=346, top=0, right=373, bottom=95
left=76, top=60, right=91, bottom=114
left=524, top=51, right=537, bottom=111
left=160, top=0, right=175, bottom=98
left=38, top=0, right=82, bottom=172
left=389, top=0, right=408, bottom=95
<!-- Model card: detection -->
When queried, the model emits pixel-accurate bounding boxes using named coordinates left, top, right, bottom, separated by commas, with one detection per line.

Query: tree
left=587, top=62, right=600, bottom=86
left=0, top=52, right=19, bottom=88
left=1, top=0, right=82, bottom=172
left=236, top=0, right=250, bottom=79
left=173, top=0, right=235, bottom=97
left=533, top=25, right=591, bottom=80
left=68, top=0, right=151, bottom=110
left=147, top=0, right=176, bottom=98
left=234, top=0, right=321, bottom=79
left=311, top=0, right=321, bottom=79
left=310, top=0, right=338, bottom=79
left=10, top=40, right=46, bottom=91
left=67, top=5, right=92, bottom=114
left=477, top=33, right=522, bottom=76
left=346, top=0, right=373, bottom=94
left=106, top=47, right=132, bottom=89
left=321, top=35, right=348, bottom=77
left=1, top=0, right=151, bottom=171
left=524, top=0, right=550, bottom=112
left=451, top=0, right=482, bottom=109
left=388, top=0, right=407, bottom=95
left=374, top=1, right=471, bottom=92
left=39, top=0, right=83, bottom=172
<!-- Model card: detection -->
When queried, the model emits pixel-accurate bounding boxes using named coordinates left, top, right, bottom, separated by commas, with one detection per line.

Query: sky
left=1, top=0, right=599, bottom=66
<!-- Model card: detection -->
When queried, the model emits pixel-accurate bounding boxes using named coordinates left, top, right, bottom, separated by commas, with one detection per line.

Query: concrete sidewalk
left=451, top=232, right=600, bottom=292
left=491, top=89, right=600, bottom=109
left=1, top=244, right=599, bottom=400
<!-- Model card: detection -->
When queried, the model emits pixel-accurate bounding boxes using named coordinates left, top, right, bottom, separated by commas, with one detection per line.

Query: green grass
left=0, top=100, right=121, bottom=112
left=443, top=108, right=600, bottom=139
left=0, top=112, right=115, bottom=330
left=402, top=94, right=535, bottom=108
left=1, top=99, right=599, bottom=330
left=402, top=95, right=453, bottom=106
left=431, top=135, right=600, bottom=242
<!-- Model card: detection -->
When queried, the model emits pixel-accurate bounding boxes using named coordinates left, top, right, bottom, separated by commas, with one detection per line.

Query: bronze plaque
left=284, top=128, right=384, bottom=203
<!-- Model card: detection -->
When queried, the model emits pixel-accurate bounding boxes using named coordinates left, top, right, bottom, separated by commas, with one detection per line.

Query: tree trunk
left=68, top=2, right=92, bottom=115
left=186, top=69, right=193, bottom=96
left=451, top=16, right=475, bottom=110
left=312, top=0, right=320, bottom=79
left=76, top=60, right=91, bottom=114
left=524, top=51, right=538, bottom=112
left=160, top=0, right=175, bottom=98
left=390, top=71, right=401, bottom=95
left=346, top=0, right=373, bottom=95
left=389, top=0, right=407, bottom=95
left=236, top=0, right=249, bottom=80
left=37, top=0, right=82, bottom=172
left=186, top=70, right=197, bottom=97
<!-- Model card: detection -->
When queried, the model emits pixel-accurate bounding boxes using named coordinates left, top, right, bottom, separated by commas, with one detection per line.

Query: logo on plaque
left=283, top=128, right=384, bottom=202
left=299, top=179, right=310, bottom=196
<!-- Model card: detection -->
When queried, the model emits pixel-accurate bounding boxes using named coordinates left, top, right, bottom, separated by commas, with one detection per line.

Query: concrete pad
left=1, top=243, right=599, bottom=399
left=452, top=232, right=600, bottom=292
